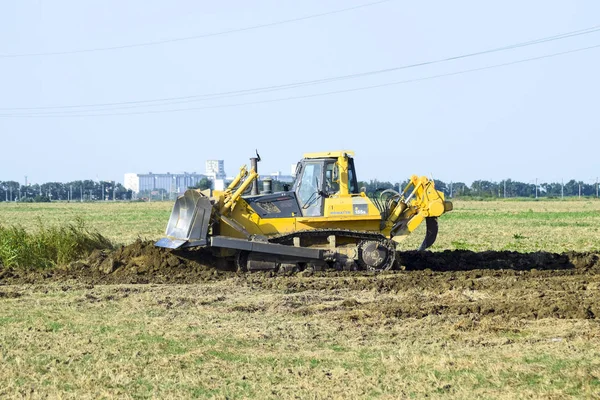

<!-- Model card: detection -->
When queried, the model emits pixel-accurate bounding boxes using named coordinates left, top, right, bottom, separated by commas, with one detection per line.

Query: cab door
left=295, top=161, right=324, bottom=217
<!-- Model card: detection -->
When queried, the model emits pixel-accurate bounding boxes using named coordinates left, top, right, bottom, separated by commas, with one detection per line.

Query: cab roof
left=303, top=150, right=355, bottom=159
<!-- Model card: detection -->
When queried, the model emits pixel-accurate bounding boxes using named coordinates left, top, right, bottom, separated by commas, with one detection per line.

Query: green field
left=1, top=199, right=599, bottom=252
left=0, top=199, right=599, bottom=399
left=0, top=201, right=171, bottom=246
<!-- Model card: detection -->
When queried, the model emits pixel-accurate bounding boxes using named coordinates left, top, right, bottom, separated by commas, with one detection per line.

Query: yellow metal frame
left=211, top=153, right=451, bottom=243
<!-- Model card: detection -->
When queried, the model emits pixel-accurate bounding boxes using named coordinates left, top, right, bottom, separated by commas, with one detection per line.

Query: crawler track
left=270, top=229, right=396, bottom=270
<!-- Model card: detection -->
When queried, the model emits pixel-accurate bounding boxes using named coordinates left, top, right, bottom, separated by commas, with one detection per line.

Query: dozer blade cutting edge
left=155, top=190, right=213, bottom=249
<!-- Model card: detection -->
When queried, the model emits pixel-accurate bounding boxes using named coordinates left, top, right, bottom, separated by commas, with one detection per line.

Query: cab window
left=324, top=162, right=340, bottom=195
left=296, top=162, right=323, bottom=216
left=348, top=162, right=358, bottom=194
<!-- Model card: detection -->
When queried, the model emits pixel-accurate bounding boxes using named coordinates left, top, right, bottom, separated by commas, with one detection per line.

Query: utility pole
left=503, top=180, right=506, bottom=198
left=80, top=186, right=83, bottom=202
left=450, top=182, right=453, bottom=198
left=561, top=179, right=564, bottom=199
left=70, top=185, right=72, bottom=202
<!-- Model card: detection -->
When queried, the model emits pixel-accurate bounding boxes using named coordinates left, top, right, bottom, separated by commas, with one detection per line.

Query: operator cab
left=292, top=151, right=359, bottom=217
left=244, top=151, right=359, bottom=219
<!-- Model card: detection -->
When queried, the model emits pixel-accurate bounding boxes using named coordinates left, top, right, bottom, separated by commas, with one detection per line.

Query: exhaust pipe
left=250, top=150, right=261, bottom=195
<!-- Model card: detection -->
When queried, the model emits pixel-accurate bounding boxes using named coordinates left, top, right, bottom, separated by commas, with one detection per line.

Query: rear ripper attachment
left=155, top=150, right=452, bottom=272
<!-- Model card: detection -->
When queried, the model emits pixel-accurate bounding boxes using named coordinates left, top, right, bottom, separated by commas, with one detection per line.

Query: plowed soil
left=1, top=240, right=599, bottom=322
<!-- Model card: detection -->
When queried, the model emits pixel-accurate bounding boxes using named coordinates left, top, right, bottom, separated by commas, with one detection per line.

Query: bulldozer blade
left=418, top=217, right=438, bottom=251
left=154, top=238, right=187, bottom=249
left=154, top=190, right=213, bottom=249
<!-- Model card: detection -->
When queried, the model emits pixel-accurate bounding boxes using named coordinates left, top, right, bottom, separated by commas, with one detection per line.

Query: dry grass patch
left=0, top=282, right=598, bottom=399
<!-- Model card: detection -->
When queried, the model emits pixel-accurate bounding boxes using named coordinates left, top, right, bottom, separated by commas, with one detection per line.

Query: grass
left=0, top=199, right=599, bottom=398
left=0, top=283, right=598, bottom=399
left=1, top=199, right=600, bottom=252
left=401, top=199, right=600, bottom=252
left=0, top=201, right=171, bottom=246
left=0, top=217, right=113, bottom=269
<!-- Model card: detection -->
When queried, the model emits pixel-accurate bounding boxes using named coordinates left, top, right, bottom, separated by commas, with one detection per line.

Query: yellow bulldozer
left=155, top=151, right=452, bottom=271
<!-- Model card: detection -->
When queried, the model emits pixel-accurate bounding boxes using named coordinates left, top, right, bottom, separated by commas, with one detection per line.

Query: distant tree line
left=357, top=179, right=599, bottom=199
left=0, top=180, right=133, bottom=202
left=1, top=177, right=598, bottom=203
left=188, top=177, right=213, bottom=191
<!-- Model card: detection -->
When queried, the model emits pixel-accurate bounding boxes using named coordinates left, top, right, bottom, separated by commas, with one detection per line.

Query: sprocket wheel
left=358, top=239, right=396, bottom=271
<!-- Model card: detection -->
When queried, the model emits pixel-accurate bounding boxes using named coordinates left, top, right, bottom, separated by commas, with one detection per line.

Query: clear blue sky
left=1, top=0, right=599, bottom=186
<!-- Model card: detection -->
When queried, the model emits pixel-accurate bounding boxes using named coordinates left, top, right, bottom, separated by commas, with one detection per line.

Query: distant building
left=205, top=160, right=226, bottom=180
left=124, top=159, right=297, bottom=195
left=123, top=172, right=206, bottom=194
left=267, top=171, right=295, bottom=183
left=124, top=173, right=140, bottom=193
